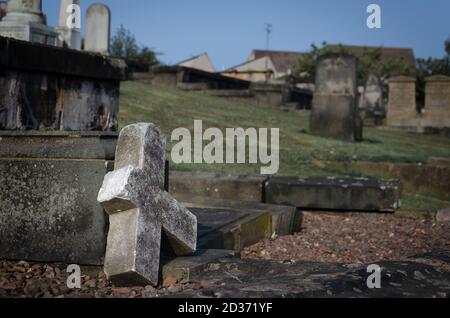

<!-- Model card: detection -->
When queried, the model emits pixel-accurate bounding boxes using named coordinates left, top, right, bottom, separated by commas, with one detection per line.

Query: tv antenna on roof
left=265, top=23, right=273, bottom=50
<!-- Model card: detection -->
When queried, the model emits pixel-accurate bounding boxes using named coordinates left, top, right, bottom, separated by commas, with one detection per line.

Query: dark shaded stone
left=161, top=249, right=237, bottom=283
left=177, top=194, right=303, bottom=236
left=0, top=36, right=125, bottom=132
left=265, top=176, right=401, bottom=212
left=192, top=208, right=272, bottom=252
left=170, top=251, right=450, bottom=298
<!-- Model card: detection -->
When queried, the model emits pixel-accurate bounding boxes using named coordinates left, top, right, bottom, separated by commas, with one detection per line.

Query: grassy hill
left=119, top=81, right=450, bottom=210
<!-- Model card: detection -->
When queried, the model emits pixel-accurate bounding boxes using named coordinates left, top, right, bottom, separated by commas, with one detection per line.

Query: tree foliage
left=415, top=38, right=450, bottom=106
left=110, top=25, right=160, bottom=69
left=293, top=42, right=414, bottom=83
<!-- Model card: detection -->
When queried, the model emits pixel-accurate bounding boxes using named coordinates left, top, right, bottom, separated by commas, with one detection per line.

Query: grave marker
left=310, top=53, right=362, bottom=141
left=84, top=3, right=110, bottom=54
left=98, top=123, right=197, bottom=286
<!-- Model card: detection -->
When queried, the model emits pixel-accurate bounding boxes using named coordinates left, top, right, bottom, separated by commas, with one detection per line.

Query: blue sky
left=44, top=0, right=450, bottom=70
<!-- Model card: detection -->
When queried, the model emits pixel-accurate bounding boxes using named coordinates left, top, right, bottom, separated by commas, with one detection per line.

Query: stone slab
left=177, top=193, right=303, bottom=236
left=170, top=251, right=450, bottom=298
left=0, top=158, right=111, bottom=265
left=170, top=171, right=267, bottom=204
left=161, top=249, right=237, bottom=283
left=192, top=208, right=272, bottom=252
left=265, top=176, right=401, bottom=212
left=436, top=207, right=450, bottom=223
left=0, top=131, right=117, bottom=160
left=0, top=36, right=124, bottom=80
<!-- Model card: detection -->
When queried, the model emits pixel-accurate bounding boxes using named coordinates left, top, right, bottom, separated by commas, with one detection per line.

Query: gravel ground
left=242, top=212, right=450, bottom=264
left=1, top=212, right=449, bottom=298
left=0, top=260, right=217, bottom=298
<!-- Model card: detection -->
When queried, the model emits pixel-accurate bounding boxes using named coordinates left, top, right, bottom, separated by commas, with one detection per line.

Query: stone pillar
left=57, top=0, right=81, bottom=50
left=386, top=76, right=418, bottom=128
left=0, top=0, right=58, bottom=45
left=422, top=75, right=450, bottom=129
left=310, top=53, right=362, bottom=141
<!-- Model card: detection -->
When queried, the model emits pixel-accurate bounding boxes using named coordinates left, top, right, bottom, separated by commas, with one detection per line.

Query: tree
left=110, top=25, right=160, bottom=69
left=445, top=37, right=450, bottom=56
left=292, top=42, right=414, bottom=83
left=110, top=25, right=139, bottom=61
left=415, top=39, right=450, bottom=107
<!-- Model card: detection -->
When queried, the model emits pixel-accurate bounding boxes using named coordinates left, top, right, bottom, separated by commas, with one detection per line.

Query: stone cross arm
left=98, top=123, right=197, bottom=286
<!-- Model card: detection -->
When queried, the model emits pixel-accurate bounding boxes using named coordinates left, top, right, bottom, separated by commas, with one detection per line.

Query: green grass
left=119, top=81, right=450, bottom=210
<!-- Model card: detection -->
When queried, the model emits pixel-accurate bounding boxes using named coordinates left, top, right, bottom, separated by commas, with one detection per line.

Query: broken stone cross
left=98, top=123, right=197, bottom=286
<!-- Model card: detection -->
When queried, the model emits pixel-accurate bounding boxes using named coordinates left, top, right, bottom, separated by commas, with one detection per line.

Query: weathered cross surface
left=98, top=123, right=197, bottom=286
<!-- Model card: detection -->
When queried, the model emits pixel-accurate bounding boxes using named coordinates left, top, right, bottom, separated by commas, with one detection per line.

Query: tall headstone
left=360, top=73, right=385, bottom=124
left=310, top=53, right=362, bottom=141
left=422, top=75, right=450, bottom=129
left=386, top=76, right=418, bottom=128
left=57, top=0, right=81, bottom=50
left=84, top=3, right=110, bottom=54
left=98, top=123, right=197, bottom=286
left=0, top=0, right=58, bottom=45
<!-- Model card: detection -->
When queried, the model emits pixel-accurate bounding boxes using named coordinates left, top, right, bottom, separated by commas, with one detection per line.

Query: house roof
left=175, top=52, right=208, bottom=65
left=326, top=44, right=416, bottom=69
left=175, top=52, right=215, bottom=72
left=250, top=50, right=305, bottom=74
left=223, top=56, right=275, bottom=73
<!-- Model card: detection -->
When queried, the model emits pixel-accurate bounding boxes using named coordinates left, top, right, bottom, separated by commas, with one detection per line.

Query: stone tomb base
left=0, top=131, right=118, bottom=265
left=0, top=21, right=58, bottom=46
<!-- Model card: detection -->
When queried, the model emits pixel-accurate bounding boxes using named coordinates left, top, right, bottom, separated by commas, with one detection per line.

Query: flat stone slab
left=265, top=176, right=401, bottom=212
left=170, top=251, right=450, bottom=298
left=192, top=208, right=272, bottom=252
left=170, top=171, right=267, bottom=204
left=161, top=249, right=236, bottom=283
left=437, top=207, right=450, bottom=223
left=178, top=194, right=303, bottom=236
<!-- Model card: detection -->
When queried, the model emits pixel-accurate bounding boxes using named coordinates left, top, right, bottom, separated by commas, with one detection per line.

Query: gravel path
left=241, top=212, right=450, bottom=264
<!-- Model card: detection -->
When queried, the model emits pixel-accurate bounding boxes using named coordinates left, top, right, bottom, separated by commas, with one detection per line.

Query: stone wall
left=386, top=76, right=419, bottom=128
left=0, top=36, right=125, bottom=131
left=422, top=75, right=450, bottom=128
